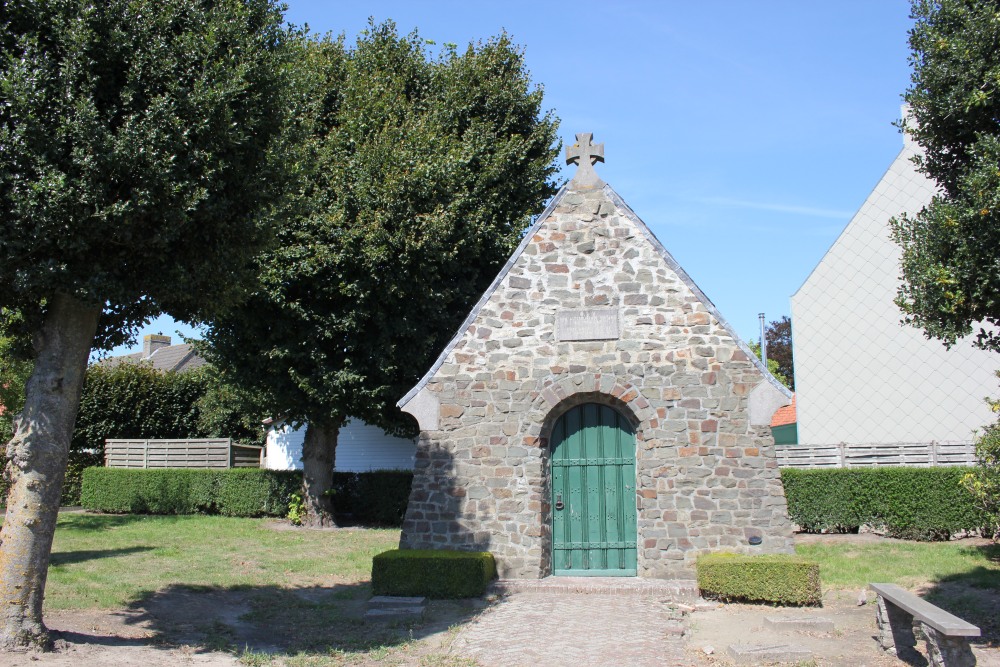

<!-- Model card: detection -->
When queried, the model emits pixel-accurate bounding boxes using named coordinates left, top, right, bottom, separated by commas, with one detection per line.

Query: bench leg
left=922, top=624, right=976, bottom=667
left=876, top=596, right=920, bottom=660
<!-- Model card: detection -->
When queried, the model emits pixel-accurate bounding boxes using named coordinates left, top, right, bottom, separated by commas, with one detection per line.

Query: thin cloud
left=699, top=196, right=854, bottom=220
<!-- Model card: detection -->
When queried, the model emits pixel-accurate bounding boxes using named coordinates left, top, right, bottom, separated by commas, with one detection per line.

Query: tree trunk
left=300, top=420, right=339, bottom=527
left=0, top=294, right=101, bottom=650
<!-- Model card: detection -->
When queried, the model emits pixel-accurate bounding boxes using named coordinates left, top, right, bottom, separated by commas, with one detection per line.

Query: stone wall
left=399, top=183, right=794, bottom=579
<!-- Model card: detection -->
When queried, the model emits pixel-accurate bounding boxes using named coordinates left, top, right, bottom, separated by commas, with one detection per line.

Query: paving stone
left=450, top=592, right=689, bottom=667
left=764, top=616, right=836, bottom=633
left=728, top=643, right=813, bottom=664
left=364, top=607, right=425, bottom=621
left=489, top=576, right=698, bottom=602
left=368, top=595, right=426, bottom=609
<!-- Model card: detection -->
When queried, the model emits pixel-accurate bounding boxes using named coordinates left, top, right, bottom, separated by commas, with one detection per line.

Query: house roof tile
left=770, top=394, right=796, bottom=427
left=101, top=342, right=205, bottom=373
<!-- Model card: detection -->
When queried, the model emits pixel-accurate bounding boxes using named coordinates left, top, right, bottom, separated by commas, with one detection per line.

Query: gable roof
left=398, top=182, right=791, bottom=408
left=101, top=342, right=206, bottom=373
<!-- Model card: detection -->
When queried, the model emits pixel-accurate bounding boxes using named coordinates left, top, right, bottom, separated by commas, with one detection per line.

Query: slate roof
left=101, top=342, right=206, bottom=373
left=398, top=182, right=792, bottom=408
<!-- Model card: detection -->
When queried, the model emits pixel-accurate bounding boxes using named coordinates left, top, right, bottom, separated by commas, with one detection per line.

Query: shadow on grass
left=54, top=513, right=155, bottom=532
left=50, top=545, right=155, bottom=566
left=52, top=581, right=488, bottom=662
left=920, top=544, right=1000, bottom=650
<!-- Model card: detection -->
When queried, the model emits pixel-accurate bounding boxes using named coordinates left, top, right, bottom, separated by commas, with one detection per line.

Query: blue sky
left=117, top=1, right=917, bottom=355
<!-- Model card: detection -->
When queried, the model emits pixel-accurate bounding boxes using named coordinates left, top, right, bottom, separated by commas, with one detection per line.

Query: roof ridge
left=398, top=181, right=791, bottom=409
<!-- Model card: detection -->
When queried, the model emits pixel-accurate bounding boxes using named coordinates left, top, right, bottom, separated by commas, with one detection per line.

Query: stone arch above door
left=523, top=373, right=655, bottom=450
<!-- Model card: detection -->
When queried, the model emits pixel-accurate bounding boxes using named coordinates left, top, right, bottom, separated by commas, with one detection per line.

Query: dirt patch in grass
left=686, top=589, right=1000, bottom=667
left=921, top=580, right=1000, bottom=648
left=687, top=591, right=899, bottom=667
left=0, top=584, right=487, bottom=667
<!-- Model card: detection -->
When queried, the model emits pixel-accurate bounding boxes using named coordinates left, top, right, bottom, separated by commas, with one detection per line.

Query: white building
left=264, top=419, right=416, bottom=472
left=791, top=116, right=998, bottom=447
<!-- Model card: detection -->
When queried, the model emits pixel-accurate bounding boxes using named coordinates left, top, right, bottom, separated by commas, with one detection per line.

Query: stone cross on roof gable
left=565, top=132, right=605, bottom=188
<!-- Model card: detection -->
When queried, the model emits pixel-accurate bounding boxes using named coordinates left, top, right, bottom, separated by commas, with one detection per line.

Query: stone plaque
left=556, top=308, right=620, bottom=342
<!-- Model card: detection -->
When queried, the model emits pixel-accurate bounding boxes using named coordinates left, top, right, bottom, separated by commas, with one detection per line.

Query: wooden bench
left=869, top=583, right=980, bottom=667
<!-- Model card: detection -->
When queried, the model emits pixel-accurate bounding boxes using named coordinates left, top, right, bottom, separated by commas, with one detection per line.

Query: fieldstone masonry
left=398, top=134, right=794, bottom=578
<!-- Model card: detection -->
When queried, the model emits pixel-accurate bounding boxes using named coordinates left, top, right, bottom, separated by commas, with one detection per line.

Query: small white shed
left=264, top=419, right=416, bottom=472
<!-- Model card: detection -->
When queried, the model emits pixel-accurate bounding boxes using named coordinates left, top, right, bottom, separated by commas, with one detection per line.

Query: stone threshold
left=489, top=576, right=700, bottom=602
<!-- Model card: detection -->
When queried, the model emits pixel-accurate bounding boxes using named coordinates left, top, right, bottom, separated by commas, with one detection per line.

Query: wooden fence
left=775, top=441, right=977, bottom=469
left=105, top=439, right=263, bottom=469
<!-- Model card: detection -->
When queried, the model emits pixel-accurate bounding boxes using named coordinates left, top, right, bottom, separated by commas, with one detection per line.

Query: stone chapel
left=397, top=133, right=795, bottom=579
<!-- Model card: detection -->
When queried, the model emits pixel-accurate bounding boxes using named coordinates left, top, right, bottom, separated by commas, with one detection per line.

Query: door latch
left=555, top=493, right=564, bottom=511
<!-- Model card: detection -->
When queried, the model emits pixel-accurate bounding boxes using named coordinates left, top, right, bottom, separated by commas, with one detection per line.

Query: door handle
left=555, top=493, right=564, bottom=511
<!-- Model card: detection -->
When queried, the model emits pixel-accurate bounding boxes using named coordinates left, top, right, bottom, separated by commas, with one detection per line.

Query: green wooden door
left=551, top=404, right=637, bottom=576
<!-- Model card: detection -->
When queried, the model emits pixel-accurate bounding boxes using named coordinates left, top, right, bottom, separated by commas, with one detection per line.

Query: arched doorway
left=550, top=403, right=637, bottom=576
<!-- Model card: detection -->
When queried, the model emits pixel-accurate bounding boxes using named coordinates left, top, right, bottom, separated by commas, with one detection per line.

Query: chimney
left=143, top=334, right=171, bottom=358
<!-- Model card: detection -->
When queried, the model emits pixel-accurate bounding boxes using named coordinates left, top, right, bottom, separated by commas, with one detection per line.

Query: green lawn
left=795, top=538, right=1000, bottom=591
left=46, top=512, right=399, bottom=610
left=45, top=514, right=1000, bottom=610
left=796, top=537, right=1000, bottom=645
left=32, top=514, right=1000, bottom=662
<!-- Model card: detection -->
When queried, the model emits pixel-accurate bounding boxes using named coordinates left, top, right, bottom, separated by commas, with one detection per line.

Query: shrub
left=79, top=467, right=412, bottom=523
left=332, top=470, right=412, bottom=525
left=781, top=466, right=984, bottom=540
left=371, top=549, right=496, bottom=598
left=697, top=553, right=821, bottom=606
left=214, top=468, right=301, bottom=517
left=962, top=413, right=1000, bottom=539
left=81, top=468, right=300, bottom=516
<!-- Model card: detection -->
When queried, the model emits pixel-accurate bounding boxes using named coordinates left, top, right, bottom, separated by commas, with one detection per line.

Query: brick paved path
left=449, top=593, right=691, bottom=667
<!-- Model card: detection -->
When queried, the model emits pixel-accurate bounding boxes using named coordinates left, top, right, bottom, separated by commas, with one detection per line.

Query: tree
left=962, top=382, right=1000, bottom=539
left=0, top=312, right=33, bottom=444
left=0, top=0, right=289, bottom=648
left=748, top=341, right=791, bottom=390
left=764, top=316, right=794, bottom=390
left=890, top=0, right=1000, bottom=352
left=892, top=0, right=1000, bottom=541
left=202, top=23, right=560, bottom=526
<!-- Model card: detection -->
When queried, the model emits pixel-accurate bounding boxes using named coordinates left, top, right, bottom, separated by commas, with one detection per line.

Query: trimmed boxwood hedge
left=372, top=549, right=496, bottom=598
left=781, top=466, right=984, bottom=540
left=697, top=553, right=821, bottom=606
left=81, top=467, right=413, bottom=524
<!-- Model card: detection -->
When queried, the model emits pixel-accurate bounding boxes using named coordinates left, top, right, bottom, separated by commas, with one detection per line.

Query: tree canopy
left=0, top=0, right=290, bottom=648
left=764, top=316, right=794, bottom=390
left=0, top=0, right=289, bottom=348
left=890, top=0, right=1000, bottom=352
left=202, top=22, right=561, bottom=524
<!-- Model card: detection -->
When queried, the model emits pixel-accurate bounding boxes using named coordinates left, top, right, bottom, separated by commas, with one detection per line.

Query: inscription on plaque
left=556, top=308, right=620, bottom=342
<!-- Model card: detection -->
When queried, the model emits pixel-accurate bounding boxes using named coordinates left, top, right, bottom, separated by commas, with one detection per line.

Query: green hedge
left=80, top=467, right=413, bottom=523
left=80, top=468, right=300, bottom=516
left=333, top=470, right=413, bottom=525
left=781, top=466, right=984, bottom=540
left=372, top=549, right=496, bottom=598
left=697, top=553, right=821, bottom=606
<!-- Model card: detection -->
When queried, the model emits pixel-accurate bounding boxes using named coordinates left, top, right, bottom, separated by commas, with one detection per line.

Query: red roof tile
left=770, top=394, right=796, bottom=427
